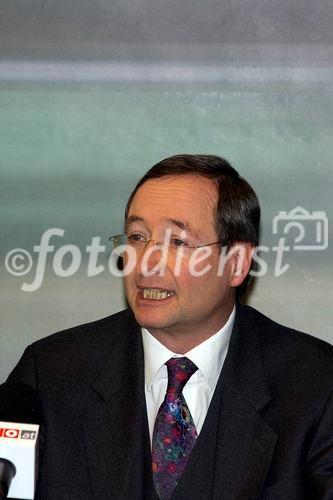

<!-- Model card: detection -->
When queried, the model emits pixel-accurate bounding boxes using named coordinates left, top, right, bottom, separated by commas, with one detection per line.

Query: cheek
left=123, top=267, right=136, bottom=295
left=176, top=256, right=231, bottom=296
left=182, top=251, right=219, bottom=281
left=176, top=264, right=214, bottom=295
left=186, top=248, right=219, bottom=276
left=122, top=249, right=138, bottom=274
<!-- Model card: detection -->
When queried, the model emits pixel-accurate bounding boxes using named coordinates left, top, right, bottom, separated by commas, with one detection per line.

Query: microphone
left=0, top=459, right=15, bottom=499
left=0, top=382, right=42, bottom=499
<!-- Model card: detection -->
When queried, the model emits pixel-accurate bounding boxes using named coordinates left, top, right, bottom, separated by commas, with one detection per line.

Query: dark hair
left=125, top=154, right=260, bottom=296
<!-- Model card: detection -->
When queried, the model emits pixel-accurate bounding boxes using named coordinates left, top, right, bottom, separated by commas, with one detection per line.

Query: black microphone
left=0, top=382, right=42, bottom=499
left=0, top=459, right=15, bottom=499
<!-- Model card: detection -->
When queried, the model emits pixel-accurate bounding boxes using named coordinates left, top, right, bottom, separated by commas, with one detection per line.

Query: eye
left=170, top=238, right=190, bottom=248
left=127, top=233, right=146, bottom=244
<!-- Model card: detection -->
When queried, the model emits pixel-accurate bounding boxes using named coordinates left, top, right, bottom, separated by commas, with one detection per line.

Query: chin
left=132, top=308, right=170, bottom=331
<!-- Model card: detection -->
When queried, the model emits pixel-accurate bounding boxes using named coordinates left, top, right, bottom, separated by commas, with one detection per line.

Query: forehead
left=127, top=175, right=218, bottom=233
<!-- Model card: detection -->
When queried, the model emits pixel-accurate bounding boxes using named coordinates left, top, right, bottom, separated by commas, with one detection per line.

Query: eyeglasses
left=109, top=233, right=225, bottom=256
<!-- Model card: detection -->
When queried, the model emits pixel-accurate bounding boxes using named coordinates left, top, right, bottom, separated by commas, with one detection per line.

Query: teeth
left=143, top=289, right=173, bottom=300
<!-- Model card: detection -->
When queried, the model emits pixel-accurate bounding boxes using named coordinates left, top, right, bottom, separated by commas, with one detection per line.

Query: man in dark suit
left=2, top=154, right=333, bottom=499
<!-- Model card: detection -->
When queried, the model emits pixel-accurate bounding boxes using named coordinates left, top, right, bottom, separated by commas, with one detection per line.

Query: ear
left=228, top=243, right=254, bottom=288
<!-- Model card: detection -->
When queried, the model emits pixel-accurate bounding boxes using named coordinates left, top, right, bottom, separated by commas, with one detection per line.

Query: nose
left=137, top=240, right=166, bottom=276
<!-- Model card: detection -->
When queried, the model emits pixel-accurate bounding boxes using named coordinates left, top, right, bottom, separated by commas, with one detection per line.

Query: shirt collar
left=141, top=306, right=235, bottom=391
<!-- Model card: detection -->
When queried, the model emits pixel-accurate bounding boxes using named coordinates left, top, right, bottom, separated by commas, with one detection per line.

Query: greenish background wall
left=1, top=0, right=333, bottom=382
left=1, top=77, right=332, bottom=381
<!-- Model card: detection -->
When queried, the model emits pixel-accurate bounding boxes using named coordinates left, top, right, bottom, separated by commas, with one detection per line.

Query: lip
left=136, top=283, right=175, bottom=292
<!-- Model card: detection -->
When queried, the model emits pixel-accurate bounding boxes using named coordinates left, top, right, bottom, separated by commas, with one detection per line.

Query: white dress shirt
left=142, top=306, right=235, bottom=443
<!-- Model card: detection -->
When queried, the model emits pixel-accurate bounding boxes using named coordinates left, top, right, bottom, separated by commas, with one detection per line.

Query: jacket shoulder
left=7, top=309, right=137, bottom=386
left=239, top=304, right=333, bottom=395
left=243, top=304, right=333, bottom=354
left=32, top=308, right=135, bottom=352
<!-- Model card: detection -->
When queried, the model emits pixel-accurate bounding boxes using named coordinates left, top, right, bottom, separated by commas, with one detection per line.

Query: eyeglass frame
left=108, top=233, right=226, bottom=251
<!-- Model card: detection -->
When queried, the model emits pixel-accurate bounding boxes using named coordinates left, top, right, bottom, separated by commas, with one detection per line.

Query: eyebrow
left=167, top=218, right=192, bottom=233
left=124, top=215, right=144, bottom=232
left=125, top=215, right=194, bottom=234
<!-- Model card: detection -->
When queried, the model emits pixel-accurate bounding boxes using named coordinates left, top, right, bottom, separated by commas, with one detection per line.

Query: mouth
left=139, top=288, right=175, bottom=300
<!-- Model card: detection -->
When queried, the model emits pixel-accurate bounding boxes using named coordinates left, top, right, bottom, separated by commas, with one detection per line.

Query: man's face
left=124, top=174, right=248, bottom=345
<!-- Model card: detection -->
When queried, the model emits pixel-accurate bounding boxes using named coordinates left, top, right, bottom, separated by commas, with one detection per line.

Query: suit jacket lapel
left=80, top=304, right=277, bottom=499
left=212, top=304, right=277, bottom=499
left=210, top=378, right=277, bottom=499
left=174, top=304, right=278, bottom=499
left=82, top=311, right=155, bottom=499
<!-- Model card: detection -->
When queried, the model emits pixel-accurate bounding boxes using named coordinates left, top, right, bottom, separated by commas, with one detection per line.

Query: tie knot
left=165, top=357, right=198, bottom=395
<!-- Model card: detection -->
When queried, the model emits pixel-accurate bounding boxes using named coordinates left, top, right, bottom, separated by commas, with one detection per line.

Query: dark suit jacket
left=3, top=304, right=333, bottom=499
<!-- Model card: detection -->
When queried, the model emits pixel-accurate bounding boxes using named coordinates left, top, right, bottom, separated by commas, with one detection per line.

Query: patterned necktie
left=152, top=357, right=198, bottom=500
